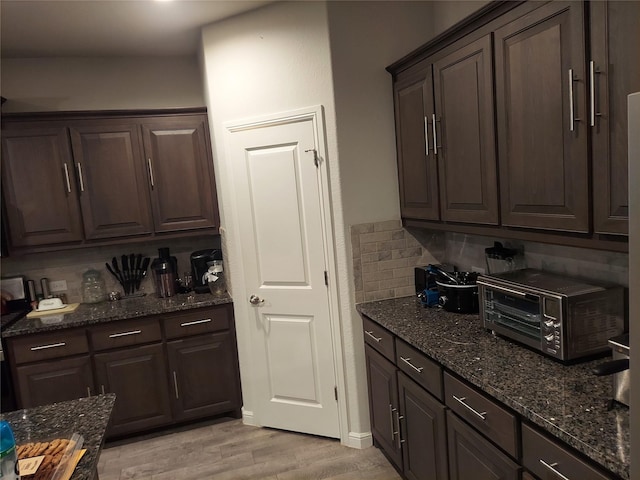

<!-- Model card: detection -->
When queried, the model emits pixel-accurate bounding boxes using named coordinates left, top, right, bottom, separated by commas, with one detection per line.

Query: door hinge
left=334, top=386, right=338, bottom=401
left=324, top=271, right=328, bottom=286
left=305, top=148, right=320, bottom=167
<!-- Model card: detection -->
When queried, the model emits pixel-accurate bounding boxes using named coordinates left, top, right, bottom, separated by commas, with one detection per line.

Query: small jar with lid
left=82, top=269, right=107, bottom=304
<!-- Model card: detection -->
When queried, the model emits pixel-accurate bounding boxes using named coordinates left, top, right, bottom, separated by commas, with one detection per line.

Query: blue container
left=0, top=420, right=20, bottom=479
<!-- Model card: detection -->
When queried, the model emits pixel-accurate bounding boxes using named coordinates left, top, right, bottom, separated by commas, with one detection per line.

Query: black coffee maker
left=190, top=249, right=222, bottom=293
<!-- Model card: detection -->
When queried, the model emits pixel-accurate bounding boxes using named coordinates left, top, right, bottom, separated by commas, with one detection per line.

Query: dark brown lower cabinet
left=167, top=332, right=241, bottom=422
left=398, top=372, right=448, bottom=480
left=94, top=344, right=172, bottom=437
left=447, top=411, right=520, bottom=480
left=522, top=472, right=536, bottom=480
left=365, top=344, right=448, bottom=480
left=14, top=355, right=93, bottom=408
left=365, top=344, right=401, bottom=469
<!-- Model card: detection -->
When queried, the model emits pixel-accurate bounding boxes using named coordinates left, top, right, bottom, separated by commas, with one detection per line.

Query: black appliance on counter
left=190, top=249, right=222, bottom=294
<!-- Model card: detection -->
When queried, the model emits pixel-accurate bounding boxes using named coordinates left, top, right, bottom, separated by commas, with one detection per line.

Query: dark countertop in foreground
left=2, top=292, right=233, bottom=338
left=357, top=296, right=629, bottom=480
left=0, top=394, right=116, bottom=480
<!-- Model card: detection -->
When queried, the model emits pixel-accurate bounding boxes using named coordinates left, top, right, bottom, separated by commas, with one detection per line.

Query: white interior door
left=227, top=111, right=340, bottom=438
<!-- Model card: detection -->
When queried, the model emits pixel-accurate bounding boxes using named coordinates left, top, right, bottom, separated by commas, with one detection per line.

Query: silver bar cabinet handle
left=423, top=115, right=430, bottom=156
left=539, top=460, right=571, bottom=480
left=31, top=342, right=66, bottom=351
left=181, top=318, right=212, bottom=327
left=365, top=331, right=382, bottom=343
left=86, top=387, right=91, bottom=397
left=173, top=371, right=179, bottom=399
left=388, top=404, right=396, bottom=442
left=452, top=395, right=487, bottom=421
left=109, top=329, right=142, bottom=338
left=400, top=356, right=424, bottom=373
left=76, top=163, right=85, bottom=192
left=148, top=158, right=155, bottom=188
left=568, top=69, right=581, bottom=131
left=589, top=61, right=596, bottom=127
left=101, top=385, right=106, bottom=395
left=63, top=163, right=72, bottom=193
left=394, top=411, right=404, bottom=449
left=432, top=113, right=438, bottom=155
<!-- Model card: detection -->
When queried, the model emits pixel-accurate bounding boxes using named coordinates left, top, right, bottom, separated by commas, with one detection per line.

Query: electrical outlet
left=49, top=280, right=68, bottom=292
left=472, top=266, right=485, bottom=274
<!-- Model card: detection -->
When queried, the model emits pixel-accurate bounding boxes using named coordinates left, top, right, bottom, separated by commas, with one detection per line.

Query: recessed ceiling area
left=0, top=0, right=274, bottom=58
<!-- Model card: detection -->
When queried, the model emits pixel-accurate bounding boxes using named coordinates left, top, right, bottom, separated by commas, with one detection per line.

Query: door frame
left=224, top=105, right=348, bottom=442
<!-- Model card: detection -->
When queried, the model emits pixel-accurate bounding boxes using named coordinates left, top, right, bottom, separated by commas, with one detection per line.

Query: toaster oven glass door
left=483, top=287, right=542, bottom=346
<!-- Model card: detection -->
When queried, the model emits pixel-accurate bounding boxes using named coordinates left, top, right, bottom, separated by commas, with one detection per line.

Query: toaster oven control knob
left=544, top=333, right=555, bottom=342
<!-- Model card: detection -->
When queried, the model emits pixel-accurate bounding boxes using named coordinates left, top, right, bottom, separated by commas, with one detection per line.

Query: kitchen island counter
left=357, top=296, right=629, bottom=480
left=1, top=292, right=232, bottom=338
left=0, top=394, right=115, bottom=480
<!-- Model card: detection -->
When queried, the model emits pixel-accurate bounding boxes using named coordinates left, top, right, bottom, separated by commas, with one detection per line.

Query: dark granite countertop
left=357, top=296, right=629, bottom=480
left=0, top=394, right=116, bottom=480
left=1, top=292, right=233, bottom=338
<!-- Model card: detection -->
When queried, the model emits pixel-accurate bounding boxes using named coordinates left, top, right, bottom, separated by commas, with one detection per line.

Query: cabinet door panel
left=434, top=34, right=499, bottom=224
left=70, top=121, right=153, bottom=239
left=94, top=344, right=172, bottom=437
left=495, top=1, right=589, bottom=232
left=364, top=344, right=402, bottom=469
left=591, top=1, right=640, bottom=234
left=1, top=126, right=84, bottom=246
left=15, top=356, right=93, bottom=408
left=398, top=372, right=448, bottom=480
left=447, top=411, right=520, bottom=480
left=167, top=332, right=241, bottom=422
left=394, top=61, right=439, bottom=220
left=142, top=115, right=219, bottom=232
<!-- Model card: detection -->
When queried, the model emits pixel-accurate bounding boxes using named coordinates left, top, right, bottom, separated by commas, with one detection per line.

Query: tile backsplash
left=350, top=221, right=629, bottom=304
left=351, top=220, right=445, bottom=303
left=1, top=235, right=222, bottom=303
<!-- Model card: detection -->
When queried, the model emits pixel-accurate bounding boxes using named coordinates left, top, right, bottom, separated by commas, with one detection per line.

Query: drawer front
left=9, top=329, right=89, bottom=364
left=90, top=317, right=162, bottom=351
left=522, top=424, right=612, bottom=480
left=396, top=338, right=443, bottom=400
left=444, top=372, right=519, bottom=458
left=164, top=305, right=230, bottom=340
left=362, top=316, right=395, bottom=362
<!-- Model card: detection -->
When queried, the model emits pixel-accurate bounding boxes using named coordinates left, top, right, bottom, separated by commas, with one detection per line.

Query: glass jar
left=82, top=269, right=107, bottom=304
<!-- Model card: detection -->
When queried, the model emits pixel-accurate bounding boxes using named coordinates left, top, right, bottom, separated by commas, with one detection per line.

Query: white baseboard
left=342, top=430, right=373, bottom=449
left=241, top=409, right=258, bottom=427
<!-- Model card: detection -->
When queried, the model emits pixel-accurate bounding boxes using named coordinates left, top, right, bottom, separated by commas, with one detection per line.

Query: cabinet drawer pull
left=423, top=115, right=430, bottom=156
left=30, top=342, right=66, bottom=351
left=76, top=162, right=85, bottom=192
left=173, top=371, right=179, bottom=399
left=400, top=356, right=424, bottom=373
left=539, top=459, right=570, bottom=480
left=452, top=394, right=487, bottom=421
left=108, top=329, right=142, bottom=338
left=180, top=318, right=212, bottom=327
left=364, top=330, right=382, bottom=343
left=63, top=163, right=72, bottom=193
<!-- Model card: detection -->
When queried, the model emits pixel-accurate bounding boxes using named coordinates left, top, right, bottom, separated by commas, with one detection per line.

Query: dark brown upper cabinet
left=433, top=34, right=499, bottom=225
left=69, top=120, right=154, bottom=240
left=590, top=0, right=640, bottom=235
left=394, top=33, right=498, bottom=225
left=394, top=61, right=439, bottom=221
left=142, top=115, right=220, bottom=233
left=1, top=109, right=220, bottom=252
left=494, top=1, right=589, bottom=233
left=1, top=126, right=84, bottom=247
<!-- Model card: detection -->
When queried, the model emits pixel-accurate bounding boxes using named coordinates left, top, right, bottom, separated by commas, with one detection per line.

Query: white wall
left=1, top=56, right=204, bottom=112
left=431, top=0, right=491, bottom=36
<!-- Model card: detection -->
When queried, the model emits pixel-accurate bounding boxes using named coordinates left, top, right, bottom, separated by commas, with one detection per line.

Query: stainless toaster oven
left=477, top=269, right=624, bottom=362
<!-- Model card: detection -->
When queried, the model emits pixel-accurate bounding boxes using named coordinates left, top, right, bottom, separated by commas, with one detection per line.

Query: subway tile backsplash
left=350, top=222, right=629, bottom=304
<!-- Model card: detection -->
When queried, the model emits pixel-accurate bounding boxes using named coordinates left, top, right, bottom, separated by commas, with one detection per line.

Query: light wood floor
left=97, top=418, right=401, bottom=480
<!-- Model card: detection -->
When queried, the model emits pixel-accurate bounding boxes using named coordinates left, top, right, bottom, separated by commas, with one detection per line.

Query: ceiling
left=0, top=0, right=274, bottom=58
